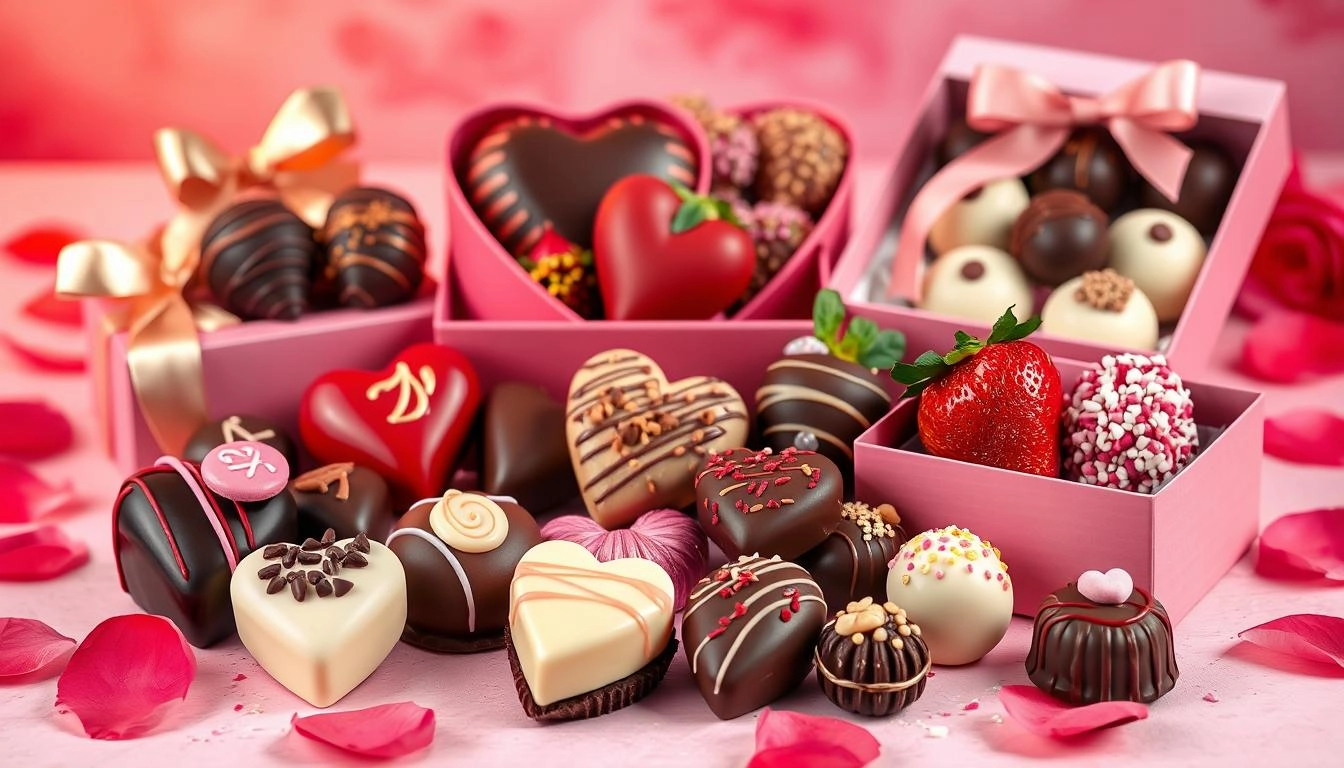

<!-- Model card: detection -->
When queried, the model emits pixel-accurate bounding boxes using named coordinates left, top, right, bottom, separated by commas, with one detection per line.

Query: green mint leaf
left=834, top=331, right=861, bottom=362
left=858, top=330, right=906, bottom=370
left=842, top=316, right=879, bottom=358
left=813, top=289, right=846, bottom=344
left=670, top=202, right=708, bottom=234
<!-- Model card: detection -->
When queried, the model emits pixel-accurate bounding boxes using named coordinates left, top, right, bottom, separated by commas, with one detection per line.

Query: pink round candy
left=201, top=441, right=290, bottom=502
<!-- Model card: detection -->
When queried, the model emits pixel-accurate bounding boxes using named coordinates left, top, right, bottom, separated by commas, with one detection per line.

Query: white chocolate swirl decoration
left=430, top=490, right=509, bottom=553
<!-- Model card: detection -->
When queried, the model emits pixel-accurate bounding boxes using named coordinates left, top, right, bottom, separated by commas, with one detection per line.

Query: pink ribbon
left=890, top=60, right=1201, bottom=301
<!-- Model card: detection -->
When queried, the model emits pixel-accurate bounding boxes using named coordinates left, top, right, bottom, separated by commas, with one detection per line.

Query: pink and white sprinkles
left=1063, top=353, right=1198, bottom=494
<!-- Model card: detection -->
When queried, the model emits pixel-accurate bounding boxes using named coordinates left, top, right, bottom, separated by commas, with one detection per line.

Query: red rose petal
left=0, top=459, right=78, bottom=523
left=998, top=685, right=1148, bottom=739
left=0, top=401, right=75, bottom=459
left=748, top=708, right=880, bottom=768
left=22, top=288, right=84, bottom=327
left=291, top=702, right=435, bottom=759
left=0, top=618, right=76, bottom=677
left=0, top=526, right=90, bottom=581
left=1256, top=508, right=1344, bottom=582
left=1241, top=311, right=1344, bottom=383
left=1, top=333, right=86, bottom=372
left=1264, top=410, right=1344, bottom=466
left=2, top=224, right=83, bottom=266
left=55, top=615, right=197, bottom=740
left=1238, top=614, right=1344, bottom=669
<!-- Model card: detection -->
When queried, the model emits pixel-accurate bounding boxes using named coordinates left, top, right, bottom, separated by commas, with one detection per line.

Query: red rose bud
left=1245, top=163, right=1344, bottom=322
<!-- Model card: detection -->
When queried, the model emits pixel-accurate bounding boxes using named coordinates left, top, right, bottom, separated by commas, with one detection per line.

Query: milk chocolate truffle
left=797, top=501, right=907, bottom=615
left=929, top=178, right=1031, bottom=256
left=1028, top=127, right=1131, bottom=212
left=1138, top=140, right=1237, bottom=234
left=200, top=199, right=318, bottom=321
left=753, top=108, right=848, bottom=215
left=815, top=597, right=930, bottom=717
left=1108, top=209, right=1207, bottom=322
left=290, top=463, right=396, bottom=543
left=937, top=118, right=990, bottom=165
left=920, top=245, right=1035, bottom=326
left=321, top=187, right=427, bottom=309
left=1010, top=189, right=1110, bottom=286
left=1041, top=270, right=1160, bottom=350
left=184, top=414, right=298, bottom=469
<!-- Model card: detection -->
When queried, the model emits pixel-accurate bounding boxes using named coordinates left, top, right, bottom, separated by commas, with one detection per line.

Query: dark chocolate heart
left=290, top=463, right=397, bottom=543
left=694, top=447, right=843, bottom=561
left=480, top=382, right=578, bottom=513
left=462, top=112, right=698, bottom=255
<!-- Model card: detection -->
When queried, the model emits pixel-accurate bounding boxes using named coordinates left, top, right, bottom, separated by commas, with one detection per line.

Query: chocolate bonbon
left=481, top=381, right=578, bottom=513
left=682, top=554, right=827, bottom=720
left=1138, top=140, right=1237, bottom=234
left=1041, top=269, right=1160, bottom=350
left=753, top=107, right=848, bottom=216
left=200, top=198, right=318, bottom=321
left=738, top=200, right=814, bottom=307
left=183, top=414, right=298, bottom=471
left=797, top=501, right=906, bottom=615
left=919, top=245, right=1035, bottom=326
left=1028, top=127, right=1132, bottom=212
left=1108, top=209, right=1207, bottom=323
left=1010, top=189, right=1110, bottom=286
left=321, top=187, right=427, bottom=309
left=928, top=178, right=1030, bottom=256
left=815, top=597, right=930, bottom=717
left=291, top=463, right=396, bottom=543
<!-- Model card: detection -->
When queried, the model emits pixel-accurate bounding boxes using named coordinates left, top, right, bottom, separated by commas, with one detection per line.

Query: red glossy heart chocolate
left=594, top=175, right=755, bottom=320
left=300, top=343, right=481, bottom=502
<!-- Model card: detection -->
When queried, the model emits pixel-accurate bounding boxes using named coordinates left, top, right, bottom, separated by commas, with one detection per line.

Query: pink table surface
left=1, top=162, right=1342, bottom=767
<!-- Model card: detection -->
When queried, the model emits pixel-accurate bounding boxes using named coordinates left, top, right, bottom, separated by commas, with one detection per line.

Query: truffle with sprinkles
left=798, top=501, right=907, bottom=614
left=886, top=525, right=1013, bottom=666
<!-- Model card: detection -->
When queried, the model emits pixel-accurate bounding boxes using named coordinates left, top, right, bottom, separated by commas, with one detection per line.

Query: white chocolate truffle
left=928, top=178, right=1031, bottom=256
left=1108, top=209, right=1207, bottom=322
left=1041, top=270, right=1160, bottom=350
left=920, top=245, right=1034, bottom=325
left=886, top=525, right=1012, bottom=666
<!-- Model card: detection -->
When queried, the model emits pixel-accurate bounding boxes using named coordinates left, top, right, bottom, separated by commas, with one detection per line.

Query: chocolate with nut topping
left=254, top=529, right=365, bottom=602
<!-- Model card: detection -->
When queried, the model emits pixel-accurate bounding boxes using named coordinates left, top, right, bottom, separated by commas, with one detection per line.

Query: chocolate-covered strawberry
left=891, top=307, right=1062, bottom=477
left=755, top=290, right=904, bottom=485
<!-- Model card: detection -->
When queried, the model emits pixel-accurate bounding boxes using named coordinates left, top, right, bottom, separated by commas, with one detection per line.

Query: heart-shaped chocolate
left=1076, top=568, right=1135, bottom=605
left=290, top=463, right=396, bottom=543
left=681, top=554, right=827, bottom=720
left=299, top=343, right=482, bottom=503
left=462, top=109, right=699, bottom=255
left=694, top=447, right=843, bottom=561
left=481, top=382, right=578, bottom=513
left=566, top=349, right=749, bottom=529
left=509, top=540, right=675, bottom=709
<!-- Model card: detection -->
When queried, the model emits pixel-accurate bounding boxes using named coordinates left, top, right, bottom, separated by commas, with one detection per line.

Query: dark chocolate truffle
left=200, top=199, right=318, bottom=321
left=1010, top=189, right=1110, bottom=286
left=386, top=490, right=542, bottom=653
left=753, top=108, right=848, bottom=216
left=815, top=597, right=930, bottom=717
left=183, top=414, right=298, bottom=469
left=480, top=382, right=578, bottom=513
left=1138, top=140, right=1238, bottom=234
left=114, top=457, right=297, bottom=648
left=1028, top=127, right=1132, bottom=212
left=321, top=187, right=427, bottom=309
left=682, top=554, right=828, bottom=720
left=797, top=501, right=907, bottom=615
left=290, top=463, right=396, bottom=543
left=1026, top=583, right=1179, bottom=705
left=937, top=118, right=991, bottom=166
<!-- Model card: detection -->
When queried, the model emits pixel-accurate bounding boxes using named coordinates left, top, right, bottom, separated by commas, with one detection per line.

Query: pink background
left=4, top=0, right=1344, bottom=163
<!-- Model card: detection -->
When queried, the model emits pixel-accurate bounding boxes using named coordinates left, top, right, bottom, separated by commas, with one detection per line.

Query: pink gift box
left=445, top=99, right=854, bottom=323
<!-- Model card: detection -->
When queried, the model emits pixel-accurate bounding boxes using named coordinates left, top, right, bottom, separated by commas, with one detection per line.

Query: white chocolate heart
left=231, top=538, right=406, bottom=708
left=1076, top=568, right=1135, bottom=605
left=509, top=540, right=674, bottom=706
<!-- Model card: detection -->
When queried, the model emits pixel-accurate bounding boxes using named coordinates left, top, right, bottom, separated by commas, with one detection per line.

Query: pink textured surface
left=3, top=162, right=1344, bottom=765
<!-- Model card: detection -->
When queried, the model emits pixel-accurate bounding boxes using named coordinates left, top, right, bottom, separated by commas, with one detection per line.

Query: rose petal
left=0, top=401, right=75, bottom=459
left=1241, top=311, right=1344, bottom=383
left=291, top=702, right=435, bottom=759
left=0, top=526, right=90, bottom=581
left=1, top=333, right=86, bottom=372
left=0, top=618, right=76, bottom=677
left=22, top=288, right=84, bottom=327
left=1238, top=614, right=1344, bottom=669
left=1264, top=410, right=1344, bottom=466
left=1256, top=508, right=1344, bottom=582
left=749, top=708, right=880, bottom=768
left=998, top=685, right=1148, bottom=739
left=55, top=615, right=197, bottom=740
left=0, top=460, right=78, bottom=523
left=2, top=224, right=83, bottom=266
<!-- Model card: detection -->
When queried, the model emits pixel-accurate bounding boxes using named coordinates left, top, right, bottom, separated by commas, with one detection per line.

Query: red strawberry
left=891, top=308, right=1062, bottom=476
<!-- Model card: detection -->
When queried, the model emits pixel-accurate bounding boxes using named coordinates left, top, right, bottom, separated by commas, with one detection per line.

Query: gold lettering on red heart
left=222, top=414, right=276, bottom=442
left=365, top=361, right=438, bottom=424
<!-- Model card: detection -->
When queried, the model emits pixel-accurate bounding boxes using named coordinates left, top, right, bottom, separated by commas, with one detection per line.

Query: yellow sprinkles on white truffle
left=891, top=525, right=1010, bottom=591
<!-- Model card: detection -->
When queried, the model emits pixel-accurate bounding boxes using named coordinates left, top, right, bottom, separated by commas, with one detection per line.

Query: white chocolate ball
left=928, top=178, right=1031, bottom=256
left=920, top=245, right=1035, bottom=326
left=1108, top=209, right=1206, bottom=323
left=1041, top=271, right=1160, bottom=350
left=886, top=525, right=1013, bottom=666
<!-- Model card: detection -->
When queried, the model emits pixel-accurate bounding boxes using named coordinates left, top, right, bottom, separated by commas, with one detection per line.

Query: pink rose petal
left=291, top=702, right=435, bottom=759
left=1256, top=508, right=1344, bottom=582
left=747, top=708, right=880, bottom=768
left=0, top=401, right=75, bottom=459
left=56, top=615, right=197, bottom=740
left=1238, top=614, right=1344, bottom=669
left=1241, top=311, right=1344, bottom=383
left=1264, top=410, right=1344, bottom=466
left=0, top=526, right=89, bottom=581
left=998, top=685, right=1148, bottom=739
left=0, top=618, right=76, bottom=677
left=3, top=224, right=83, bottom=266
left=0, top=459, right=78, bottom=523
left=21, top=288, right=84, bottom=327
left=1, top=333, right=86, bottom=372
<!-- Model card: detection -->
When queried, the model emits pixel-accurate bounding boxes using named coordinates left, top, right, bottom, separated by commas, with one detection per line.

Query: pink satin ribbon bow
left=889, top=60, right=1201, bottom=301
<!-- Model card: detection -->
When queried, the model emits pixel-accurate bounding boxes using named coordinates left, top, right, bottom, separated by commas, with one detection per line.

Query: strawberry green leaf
left=954, top=331, right=974, bottom=346
left=859, top=330, right=906, bottom=370
left=985, top=306, right=1043, bottom=345
left=670, top=202, right=708, bottom=234
left=813, top=290, right=846, bottom=345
